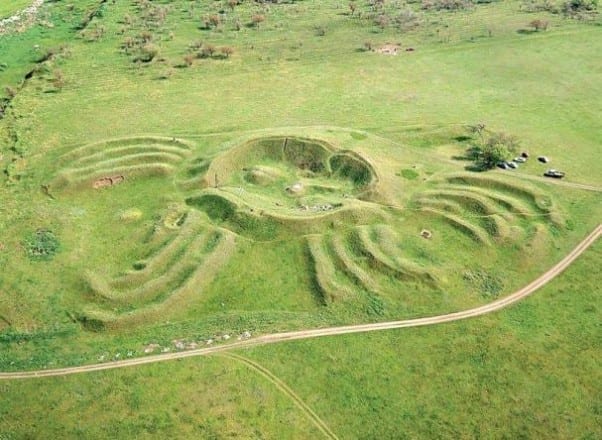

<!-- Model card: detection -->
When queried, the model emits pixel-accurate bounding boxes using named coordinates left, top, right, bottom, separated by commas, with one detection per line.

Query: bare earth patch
left=93, top=175, right=125, bottom=189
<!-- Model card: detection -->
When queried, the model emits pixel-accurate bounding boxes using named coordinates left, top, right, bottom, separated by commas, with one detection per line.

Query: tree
left=374, top=14, right=389, bottom=30
left=349, top=2, right=357, bottom=16
left=564, top=0, right=598, bottom=12
left=220, top=46, right=234, bottom=58
left=140, top=30, right=153, bottom=43
left=468, top=123, right=486, bottom=143
left=203, top=14, right=221, bottom=29
left=137, top=43, right=159, bottom=62
left=4, top=86, right=17, bottom=99
left=183, top=54, right=194, bottom=67
left=209, top=15, right=221, bottom=28
left=476, top=132, right=519, bottom=169
left=529, top=19, right=549, bottom=31
left=52, top=69, right=65, bottom=89
left=199, top=44, right=216, bottom=58
left=251, top=14, right=265, bottom=28
left=562, top=0, right=598, bottom=18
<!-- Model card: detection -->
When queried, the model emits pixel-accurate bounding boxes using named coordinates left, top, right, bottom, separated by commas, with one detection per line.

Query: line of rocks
left=0, top=1, right=45, bottom=36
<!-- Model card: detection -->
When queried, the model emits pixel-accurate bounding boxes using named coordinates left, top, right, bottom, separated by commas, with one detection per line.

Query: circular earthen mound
left=184, top=136, right=381, bottom=239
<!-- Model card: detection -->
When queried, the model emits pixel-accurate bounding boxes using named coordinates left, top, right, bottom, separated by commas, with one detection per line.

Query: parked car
left=497, top=162, right=510, bottom=170
left=538, top=156, right=549, bottom=163
left=544, top=169, right=565, bottom=179
left=507, top=161, right=518, bottom=169
left=514, top=156, right=526, bottom=163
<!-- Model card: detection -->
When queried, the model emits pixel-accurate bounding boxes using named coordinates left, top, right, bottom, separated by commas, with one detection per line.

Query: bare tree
left=374, top=14, right=389, bottom=30
left=529, top=19, right=549, bottom=31
left=349, top=2, right=357, bottom=16
left=220, top=46, right=235, bottom=58
left=251, top=14, right=265, bottom=28
left=200, top=44, right=216, bottom=58
left=183, top=54, right=194, bottom=67
left=52, top=69, right=65, bottom=89
left=4, top=86, right=17, bottom=99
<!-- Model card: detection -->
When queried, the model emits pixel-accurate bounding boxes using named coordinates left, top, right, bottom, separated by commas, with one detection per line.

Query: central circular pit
left=185, top=136, right=380, bottom=240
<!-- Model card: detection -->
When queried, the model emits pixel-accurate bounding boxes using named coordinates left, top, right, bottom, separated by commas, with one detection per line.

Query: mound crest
left=52, top=137, right=192, bottom=190
left=412, top=172, right=564, bottom=245
left=80, top=210, right=236, bottom=329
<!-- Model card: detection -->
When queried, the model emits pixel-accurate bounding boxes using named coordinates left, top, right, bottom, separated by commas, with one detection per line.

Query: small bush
left=220, top=46, right=235, bottom=58
left=374, top=14, right=390, bottom=29
left=330, top=154, right=373, bottom=186
left=365, top=293, right=385, bottom=317
left=134, top=44, right=160, bottom=63
left=463, top=268, right=503, bottom=299
left=186, top=195, right=236, bottom=222
left=251, top=14, right=266, bottom=27
left=349, top=2, right=357, bottom=16
left=564, top=0, right=598, bottom=13
left=562, top=0, right=598, bottom=18
left=529, top=18, right=549, bottom=30
left=521, top=0, right=558, bottom=12
left=422, top=0, right=472, bottom=11
left=400, top=168, right=419, bottom=180
left=183, top=54, right=195, bottom=67
left=4, top=86, right=17, bottom=99
left=199, top=44, right=216, bottom=58
left=23, top=229, right=60, bottom=261
left=202, top=15, right=218, bottom=30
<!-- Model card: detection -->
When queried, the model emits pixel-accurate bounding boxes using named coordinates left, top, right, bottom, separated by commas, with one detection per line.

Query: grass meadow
left=1, top=240, right=600, bottom=439
left=0, top=0, right=601, bottom=437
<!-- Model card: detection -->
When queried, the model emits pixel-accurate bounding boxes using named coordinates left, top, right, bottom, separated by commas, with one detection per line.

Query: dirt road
left=1, top=224, right=600, bottom=380
left=220, top=353, right=339, bottom=440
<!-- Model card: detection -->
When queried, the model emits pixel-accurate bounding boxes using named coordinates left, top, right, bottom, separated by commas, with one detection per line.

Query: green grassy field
left=0, top=1, right=33, bottom=20
left=0, top=0, right=601, bottom=437
left=1, top=240, right=599, bottom=439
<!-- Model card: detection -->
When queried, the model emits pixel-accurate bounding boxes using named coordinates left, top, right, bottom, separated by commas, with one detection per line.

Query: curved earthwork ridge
left=1, top=223, right=599, bottom=379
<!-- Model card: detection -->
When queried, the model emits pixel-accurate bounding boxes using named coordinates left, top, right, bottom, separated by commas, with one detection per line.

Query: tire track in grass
left=218, top=353, right=339, bottom=440
left=0, top=224, right=600, bottom=380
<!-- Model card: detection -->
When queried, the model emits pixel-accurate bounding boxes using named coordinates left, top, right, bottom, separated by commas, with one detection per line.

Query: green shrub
left=186, top=195, right=236, bottom=222
left=463, top=268, right=503, bottom=298
left=330, top=153, right=373, bottom=186
left=400, top=168, right=419, bottom=180
left=23, top=229, right=60, bottom=261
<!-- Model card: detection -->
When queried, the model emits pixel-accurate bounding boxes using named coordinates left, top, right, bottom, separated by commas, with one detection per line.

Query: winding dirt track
left=220, top=353, right=339, bottom=440
left=1, top=224, right=600, bottom=380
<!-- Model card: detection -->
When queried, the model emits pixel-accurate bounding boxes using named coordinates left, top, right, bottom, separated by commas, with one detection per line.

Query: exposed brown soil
left=375, top=44, right=400, bottom=55
left=93, top=175, right=125, bottom=189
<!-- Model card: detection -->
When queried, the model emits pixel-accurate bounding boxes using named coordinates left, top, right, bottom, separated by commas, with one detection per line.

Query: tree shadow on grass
left=452, top=146, right=481, bottom=162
